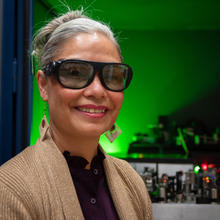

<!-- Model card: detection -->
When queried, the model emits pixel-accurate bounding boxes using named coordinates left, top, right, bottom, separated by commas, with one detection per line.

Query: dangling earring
left=31, top=50, right=36, bottom=75
left=105, top=123, right=122, bottom=143
left=42, top=101, right=47, bottom=128
left=44, top=101, right=47, bottom=115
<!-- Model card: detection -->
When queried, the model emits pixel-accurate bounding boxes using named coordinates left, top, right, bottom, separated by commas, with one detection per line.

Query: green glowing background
left=31, top=0, right=220, bottom=158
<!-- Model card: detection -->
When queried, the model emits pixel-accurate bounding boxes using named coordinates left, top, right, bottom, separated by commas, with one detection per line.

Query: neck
left=49, top=124, right=100, bottom=169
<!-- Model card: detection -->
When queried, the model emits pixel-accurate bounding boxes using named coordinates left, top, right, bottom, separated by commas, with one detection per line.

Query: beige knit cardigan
left=0, top=119, right=152, bottom=220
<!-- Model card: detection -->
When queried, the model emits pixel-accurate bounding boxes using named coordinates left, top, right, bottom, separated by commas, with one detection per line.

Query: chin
left=86, top=128, right=107, bottom=137
left=71, top=124, right=106, bottom=137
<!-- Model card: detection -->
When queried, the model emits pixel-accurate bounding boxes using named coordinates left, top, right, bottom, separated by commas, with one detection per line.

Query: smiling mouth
left=76, top=107, right=107, bottom=114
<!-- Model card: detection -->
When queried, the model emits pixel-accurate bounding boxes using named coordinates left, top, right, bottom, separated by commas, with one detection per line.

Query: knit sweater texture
left=0, top=119, right=153, bottom=220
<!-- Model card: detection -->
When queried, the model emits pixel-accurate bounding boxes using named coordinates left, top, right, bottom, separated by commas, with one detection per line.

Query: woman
left=0, top=10, right=152, bottom=219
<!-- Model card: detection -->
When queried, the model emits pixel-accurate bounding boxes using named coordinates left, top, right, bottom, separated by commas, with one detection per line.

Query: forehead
left=54, top=32, right=121, bottom=63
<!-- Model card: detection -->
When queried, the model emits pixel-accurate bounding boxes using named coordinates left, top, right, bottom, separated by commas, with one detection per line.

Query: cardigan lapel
left=103, top=155, right=139, bottom=220
left=38, top=117, right=84, bottom=220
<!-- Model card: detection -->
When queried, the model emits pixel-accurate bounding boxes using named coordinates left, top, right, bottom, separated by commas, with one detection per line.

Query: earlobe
left=37, top=70, right=48, bottom=101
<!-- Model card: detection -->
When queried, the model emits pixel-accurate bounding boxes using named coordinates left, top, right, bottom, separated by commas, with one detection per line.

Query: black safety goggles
left=43, top=59, right=133, bottom=92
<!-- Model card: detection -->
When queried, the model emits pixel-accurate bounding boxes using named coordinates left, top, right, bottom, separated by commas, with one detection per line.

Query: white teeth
left=77, top=107, right=106, bottom=113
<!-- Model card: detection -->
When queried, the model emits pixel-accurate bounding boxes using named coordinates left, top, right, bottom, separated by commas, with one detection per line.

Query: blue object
left=0, top=0, right=33, bottom=165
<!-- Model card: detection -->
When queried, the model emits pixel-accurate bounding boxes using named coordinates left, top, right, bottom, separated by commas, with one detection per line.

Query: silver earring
left=105, top=123, right=122, bottom=143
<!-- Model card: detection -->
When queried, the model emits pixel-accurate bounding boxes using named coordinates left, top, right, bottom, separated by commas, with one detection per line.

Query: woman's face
left=38, top=32, right=124, bottom=138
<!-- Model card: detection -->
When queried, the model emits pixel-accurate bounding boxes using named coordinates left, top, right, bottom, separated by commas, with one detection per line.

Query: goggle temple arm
left=43, top=61, right=59, bottom=76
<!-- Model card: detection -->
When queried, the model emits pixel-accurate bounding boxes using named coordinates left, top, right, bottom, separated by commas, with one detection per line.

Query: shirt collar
left=63, top=148, right=105, bottom=169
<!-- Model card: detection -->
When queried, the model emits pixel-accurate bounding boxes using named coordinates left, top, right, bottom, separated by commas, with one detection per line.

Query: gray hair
left=33, top=10, right=122, bottom=68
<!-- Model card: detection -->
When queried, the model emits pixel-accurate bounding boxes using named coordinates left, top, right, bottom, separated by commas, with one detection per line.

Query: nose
left=83, top=74, right=107, bottom=99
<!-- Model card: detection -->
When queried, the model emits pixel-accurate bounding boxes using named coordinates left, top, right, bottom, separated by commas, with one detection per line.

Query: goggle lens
left=102, top=64, right=128, bottom=91
left=59, top=62, right=93, bottom=88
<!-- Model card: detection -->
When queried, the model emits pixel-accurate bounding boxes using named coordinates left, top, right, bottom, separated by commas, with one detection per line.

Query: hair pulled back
left=33, top=9, right=122, bottom=69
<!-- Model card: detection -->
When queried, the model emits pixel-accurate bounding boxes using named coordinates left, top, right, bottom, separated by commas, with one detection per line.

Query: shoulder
left=0, top=146, right=35, bottom=184
left=0, top=141, right=50, bottom=195
left=0, top=146, right=41, bottom=219
left=0, top=145, right=42, bottom=196
left=0, top=145, right=38, bottom=183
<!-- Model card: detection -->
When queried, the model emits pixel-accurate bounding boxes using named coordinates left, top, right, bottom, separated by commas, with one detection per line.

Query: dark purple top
left=63, top=149, right=119, bottom=220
